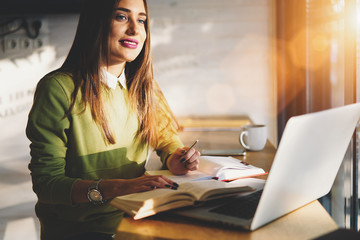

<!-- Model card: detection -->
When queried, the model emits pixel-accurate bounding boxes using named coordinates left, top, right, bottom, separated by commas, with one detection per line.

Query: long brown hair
left=62, top=0, right=178, bottom=147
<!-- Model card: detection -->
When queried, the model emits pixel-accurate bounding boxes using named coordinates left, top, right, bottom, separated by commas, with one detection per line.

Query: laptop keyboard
left=209, top=190, right=263, bottom=220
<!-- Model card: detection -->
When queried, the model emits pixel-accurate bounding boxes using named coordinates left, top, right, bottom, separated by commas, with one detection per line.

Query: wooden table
left=114, top=129, right=338, bottom=240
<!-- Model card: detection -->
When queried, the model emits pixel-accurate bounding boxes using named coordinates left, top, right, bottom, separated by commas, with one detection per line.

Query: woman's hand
left=72, top=148, right=201, bottom=203
left=72, top=175, right=179, bottom=203
left=99, top=175, right=179, bottom=200
left=166, top=147, right=201, bottom=175
left=119, top=175, right=178, bottom=194
left=72, top=147, right=201, bottom=203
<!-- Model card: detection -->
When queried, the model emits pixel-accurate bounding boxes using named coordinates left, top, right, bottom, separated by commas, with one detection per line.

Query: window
left=276, top=0, right=359, bottom=230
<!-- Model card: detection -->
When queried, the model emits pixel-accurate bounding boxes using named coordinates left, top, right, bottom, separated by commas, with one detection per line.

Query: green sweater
left=26, top=71, right=183, bottom=240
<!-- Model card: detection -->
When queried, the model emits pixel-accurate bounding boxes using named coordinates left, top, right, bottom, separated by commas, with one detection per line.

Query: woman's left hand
left=166, top=147, right=201, bottom=175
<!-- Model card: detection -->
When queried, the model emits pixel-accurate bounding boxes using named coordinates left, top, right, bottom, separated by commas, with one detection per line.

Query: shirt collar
left=102, top=69, right=127, bottom=90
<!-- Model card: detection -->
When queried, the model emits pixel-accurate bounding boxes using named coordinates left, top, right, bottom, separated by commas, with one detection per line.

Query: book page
left=110, top=179, right=255, bottom=219
left=197, top=156, right=224, bottom=176
left=198, top=156, right=265, bottom=181
left=227, top=178, right=266, bottom=190
left=111, top=188, right=196, bottom=219
left=146, top=156, right=265, bottom=182
left=145, top=170, right=212, bottom=183
left=179, top=180, right=253, bottom=201
left=115, top=188, right=176, bottom=202
left=113, top=179, right=252, bottom=204
left=199, top=156, right=250, bottom=172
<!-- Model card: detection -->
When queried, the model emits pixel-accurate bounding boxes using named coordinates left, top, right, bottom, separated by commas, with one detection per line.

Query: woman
left=26, top=0, right=200, bottom=239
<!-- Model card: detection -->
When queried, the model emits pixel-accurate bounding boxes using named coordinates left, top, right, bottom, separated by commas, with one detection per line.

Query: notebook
left=172, top=103, right=360, bottom=231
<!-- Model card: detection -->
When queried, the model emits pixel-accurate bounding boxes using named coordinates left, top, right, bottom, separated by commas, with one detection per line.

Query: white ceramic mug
left=239, top=124, right=267, bottom=151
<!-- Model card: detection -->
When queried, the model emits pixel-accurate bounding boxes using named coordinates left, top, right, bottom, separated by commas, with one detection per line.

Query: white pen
left=180, top=139, right=199, bottom=163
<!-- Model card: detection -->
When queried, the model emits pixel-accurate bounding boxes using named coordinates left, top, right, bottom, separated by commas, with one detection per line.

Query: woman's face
left=108, top=0, right=147, bottom=65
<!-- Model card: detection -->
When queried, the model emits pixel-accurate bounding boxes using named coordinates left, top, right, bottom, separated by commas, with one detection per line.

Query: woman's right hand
left=72, top=175, right=178, bottom=204
left=100, top=175, right=179, bottom=199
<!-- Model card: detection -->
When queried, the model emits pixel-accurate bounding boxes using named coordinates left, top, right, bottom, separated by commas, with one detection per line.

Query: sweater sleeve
left=26, top=73, right=79, bottom=206
left=154, top=93, right=184, bottom=165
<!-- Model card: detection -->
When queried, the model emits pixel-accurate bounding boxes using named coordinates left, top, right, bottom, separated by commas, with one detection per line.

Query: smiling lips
left=120, top=38, right=139, bottom=49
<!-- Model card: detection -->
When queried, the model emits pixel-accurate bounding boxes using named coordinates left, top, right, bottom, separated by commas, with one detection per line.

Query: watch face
left=89, top=189, right=102, bottom=201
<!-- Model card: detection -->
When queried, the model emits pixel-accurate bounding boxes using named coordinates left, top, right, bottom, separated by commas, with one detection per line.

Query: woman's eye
left=115, top=14, right=127, bottom=21
left=138, top=19, right=146, bottom=24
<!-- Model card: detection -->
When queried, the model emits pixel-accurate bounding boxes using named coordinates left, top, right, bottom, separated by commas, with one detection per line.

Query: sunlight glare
left=311, top=34, right=329, bottom=52
left=357, top=4, right=360, bottom=28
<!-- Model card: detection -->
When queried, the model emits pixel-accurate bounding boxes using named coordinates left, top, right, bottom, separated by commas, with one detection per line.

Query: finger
left=180, top=147, right=188, bottom=154
left=185, top=152, right=200, bottom=170
left=180, top=148, right=196, bottom=163
left=148, top=175, right=173, bottom=185
left=136, top=184, right=155, bottom=192
left=137, top=179, right=159, bottom=191
left=185, top=158, right=199, bottom=171
left=178, top=147, right=189, bottom=163
left=127, top=177, right=167, bottom=193
left=158, top=175, right=178, bottom=187
left=177, top=147, right=188, bottom=156
left=186, top=164, right=199, bottom=171
left=147, top=179, right=176, bottom=190
left=176, top=148, right=189, bottom=163
left=183, top=150, right=200, bottom=165
left=188, top=150, right=201, bottom=162
left=147, top=175, right=178, bottom=189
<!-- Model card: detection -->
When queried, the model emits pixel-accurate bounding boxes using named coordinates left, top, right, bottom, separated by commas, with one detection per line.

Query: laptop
left=172, top=103, right=360, bottom=231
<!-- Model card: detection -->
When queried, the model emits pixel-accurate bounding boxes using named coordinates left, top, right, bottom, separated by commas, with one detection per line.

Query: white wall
left=150, top=0, right=276, bottom=143
left=0, top=0, right=276, bottom=162
left=0, top=15, right=79, bottom=162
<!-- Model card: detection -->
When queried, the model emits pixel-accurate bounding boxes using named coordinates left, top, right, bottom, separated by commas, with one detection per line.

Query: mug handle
left=240, top=131, right=250, bottom=150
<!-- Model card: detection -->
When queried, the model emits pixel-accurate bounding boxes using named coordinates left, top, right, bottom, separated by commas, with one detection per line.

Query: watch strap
left=88, top=179, right=102, bottom=191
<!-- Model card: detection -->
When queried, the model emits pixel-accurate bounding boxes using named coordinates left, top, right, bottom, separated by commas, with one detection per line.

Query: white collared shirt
left=102, top=69, right=127, bottom=90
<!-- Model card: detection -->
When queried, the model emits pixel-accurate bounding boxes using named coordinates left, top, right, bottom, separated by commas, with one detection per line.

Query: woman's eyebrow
left=116, top=7, right=147, bottom=17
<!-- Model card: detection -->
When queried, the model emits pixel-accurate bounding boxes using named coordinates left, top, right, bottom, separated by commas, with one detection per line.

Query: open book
left=110, top=180, right=253, bottom=220
left=146, top=156, right=266, bottom=182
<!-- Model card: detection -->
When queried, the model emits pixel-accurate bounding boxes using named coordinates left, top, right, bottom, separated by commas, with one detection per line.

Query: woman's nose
left=126, top=20, right=139, bottom=35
